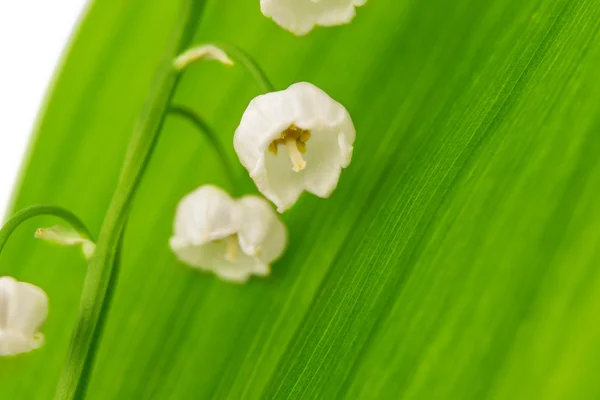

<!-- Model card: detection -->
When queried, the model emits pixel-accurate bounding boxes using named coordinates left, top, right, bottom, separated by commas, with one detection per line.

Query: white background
left=0, top=1, right=87, bottom=215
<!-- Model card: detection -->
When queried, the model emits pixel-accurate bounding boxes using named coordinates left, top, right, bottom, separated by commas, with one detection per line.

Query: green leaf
left=2, top=0, right=600, bottom=399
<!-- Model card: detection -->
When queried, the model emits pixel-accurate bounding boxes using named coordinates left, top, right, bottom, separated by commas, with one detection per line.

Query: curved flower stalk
left=260, top=0, right=368, bottom=36
left=170, top=105, right=240, bottom=192
left=170, top=185, right=287, bottom=283
left=0, top=205, right=94, bottom=258
left=234, top=82, right=355, bottom=212
left=177, top=42, right=274, bottom=93
left=0, top=277, right=48, bottom=356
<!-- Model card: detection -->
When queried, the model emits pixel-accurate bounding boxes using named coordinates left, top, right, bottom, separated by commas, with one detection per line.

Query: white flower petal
left=0, top=331, right=44, bottom=357
left=234, top=82, right=355, bottom=212
left=236, top=196, right=288, bottom=263
left=10, top=282, right=49, bottom=335
left=170, top=238, right=224, bottom=271
left=302, top=132, right=344, bottom=198
left=173, top=185, right=239, bottom=247
left=259, top=151, right=305, bottom=212
left=214, top=257, right=270, bottom=283
left=260, top=0, right=367, bottom=35
left=0, top=277, right=48, bottom=356
left=170, top=240, right=269, bottom=284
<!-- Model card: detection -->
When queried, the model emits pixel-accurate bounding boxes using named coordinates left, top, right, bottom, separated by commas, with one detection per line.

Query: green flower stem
left=170, top=105, right=239, bottom=191
left=0, top=205, right=93, bottom=256
left=54, top=1, right=206, bottom=399
left=213, top=42, right=275, bottom=93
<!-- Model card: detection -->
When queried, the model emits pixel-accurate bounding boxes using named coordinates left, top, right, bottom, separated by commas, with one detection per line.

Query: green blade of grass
left=1, top=0, right=600, bottom=399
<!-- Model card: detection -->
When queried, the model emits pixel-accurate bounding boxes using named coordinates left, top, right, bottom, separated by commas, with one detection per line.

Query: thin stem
left=65, top=224, right=124, bottom=400
left=212, top=42, right=275, bottom=93
left=0, top=205, right=93, bottom=256
left=170, top=105, right=239, bottom=191
left=54, top=1, right=206, bottom=399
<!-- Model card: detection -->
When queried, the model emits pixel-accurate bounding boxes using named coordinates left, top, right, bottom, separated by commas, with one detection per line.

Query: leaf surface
left=2, top=0, right=600, bottom=399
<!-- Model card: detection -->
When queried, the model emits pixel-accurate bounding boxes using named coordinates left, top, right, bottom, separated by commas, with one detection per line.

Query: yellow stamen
left=296, top=140, right=306, bottom=153
left=285, top=138, right=306, bottom=172
left=225, top=235, right=238, bottom=262
left=268, top=141, right=278, bottom=155
left=268, top=124, right=311, bottom=171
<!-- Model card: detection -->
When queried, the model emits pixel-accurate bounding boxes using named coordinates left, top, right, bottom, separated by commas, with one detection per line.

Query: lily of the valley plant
left=0, top=0, right=365, bottom=399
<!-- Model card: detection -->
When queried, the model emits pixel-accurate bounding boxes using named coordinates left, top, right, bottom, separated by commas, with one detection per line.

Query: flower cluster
left=168, top=75, right=355, bottom=282
left=167, top=2, right=363, bottom=282
left=0, top=0, right=365, bottom=357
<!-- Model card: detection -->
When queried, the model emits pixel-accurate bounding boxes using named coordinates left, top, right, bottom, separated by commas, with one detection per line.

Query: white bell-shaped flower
left=234, top=82, right=355, bottom=212
left=260, top=0, right=367, bottom=36
left=169, top=185, right=287, bottom=283
left=0, top=277, right=48, bottom=356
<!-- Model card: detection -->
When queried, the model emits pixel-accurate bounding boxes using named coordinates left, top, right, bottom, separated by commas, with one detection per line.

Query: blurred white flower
left=234, top=82, right=355, bottom=212
left=0, top=277, right=48, bottom=356
left=260, top=0, right=367, bottom=36
left=169, top=185, right=287, bottom=283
